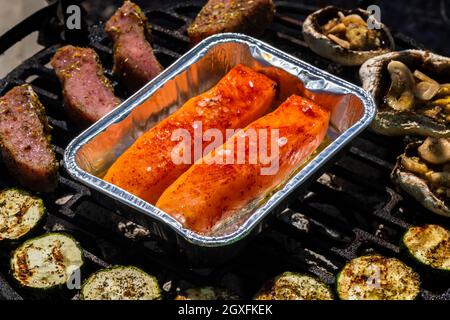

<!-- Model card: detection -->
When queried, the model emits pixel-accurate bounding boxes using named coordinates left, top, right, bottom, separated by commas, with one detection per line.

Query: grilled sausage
left=0, top=85, right=58, bottom=192
left=104, top=64, right=276, bottom=204
left=51, top=45, right=121, bottom=127
left=188, top=0, right=275, bottom=45
left=156, top=95, right=330, bottom=234
left=105, top=1, right=163, bottom=93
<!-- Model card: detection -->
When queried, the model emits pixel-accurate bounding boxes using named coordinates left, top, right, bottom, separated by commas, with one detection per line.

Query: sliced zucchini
left=337, top=255, right=420, bottom=300
left=0, top=188, right=46, bottom=243
left=402, top=224, right=450, bottom=273
left=10, top=232, right=84, bottom=290
left=175, top=287, right=239, bottom=300
left=254, top=272, right=334, bottom=300
left=81, top=266, right=161, bottom=300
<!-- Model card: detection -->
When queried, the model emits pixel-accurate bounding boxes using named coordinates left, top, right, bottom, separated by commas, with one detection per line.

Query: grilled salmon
left=156, top=95, right=330, bottom=234
left=104, top=64, right=276, bottom=204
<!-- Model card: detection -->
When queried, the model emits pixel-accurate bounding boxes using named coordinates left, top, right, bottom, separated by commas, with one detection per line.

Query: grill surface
left=0, top=0, right=450, bottom=300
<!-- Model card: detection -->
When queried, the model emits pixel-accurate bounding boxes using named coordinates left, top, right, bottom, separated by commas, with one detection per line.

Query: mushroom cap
left=385, top=60, right=415, bottom=111
left=302, top=6, right=394, bottom=66
left=360, top=50, right=450, bottom=137
left=417, top=137, right=450, bottom=165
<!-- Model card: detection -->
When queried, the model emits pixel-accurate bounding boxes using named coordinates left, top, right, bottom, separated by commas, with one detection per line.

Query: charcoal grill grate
left=0, top=0, right=449, bottom=300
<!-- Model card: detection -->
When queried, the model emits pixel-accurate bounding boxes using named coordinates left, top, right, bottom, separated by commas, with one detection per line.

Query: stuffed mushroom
left=392, top=138, right=450, bottom=217
left=360, top=50, right=450, bottom=137
left=302, top=6, right=394, bottom=66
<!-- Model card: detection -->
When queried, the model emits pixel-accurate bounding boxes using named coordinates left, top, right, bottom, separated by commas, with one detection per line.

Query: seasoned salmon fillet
left=104, top=64, right=276, bottom=204
left=156, top=95, right=330, bottom=234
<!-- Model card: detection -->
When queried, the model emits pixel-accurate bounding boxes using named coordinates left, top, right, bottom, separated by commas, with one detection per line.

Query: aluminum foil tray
left=64, top=33, right=376, bottom=263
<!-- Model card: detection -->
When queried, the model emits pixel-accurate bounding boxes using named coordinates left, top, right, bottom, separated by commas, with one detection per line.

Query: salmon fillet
left=105, top=1, right=163, bottom=93
left=0, top=85, right=58, bottom=192
left=51, top=45, right=121, bottom=127
left=104, top=64, right=276, bottom=204
left=156, top=95, right=330, bottom=234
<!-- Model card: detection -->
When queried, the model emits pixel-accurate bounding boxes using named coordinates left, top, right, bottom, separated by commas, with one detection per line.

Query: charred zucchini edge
left=0, top=188, right=46, bottom=244
left=254, top=272, right=334, bottom=300
left=175, top=286, right=240, bottom=300
left=80, top=265, right=162, bottom=300
left=336, top=255, right=421, bottom=300
left=401, top=225, right=450, bottom=279
left=10, top=232, right=84, bottom=291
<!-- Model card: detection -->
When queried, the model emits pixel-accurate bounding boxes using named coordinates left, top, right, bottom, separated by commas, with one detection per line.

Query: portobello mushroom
left=302, top=6, right=394, bottom=66
left=336, top=255, right=420, bottom=300
left=10, top=233, right=84, bottom=291
left=401, top=224, right=450, bottom=278
left=81, top=266, right=161, bottom=300
left=254, top=272, right=334, bottom=300
left=391, top=138, right=450, bottom=217
left=0, top=188, right=46, bottom=244
left=360, top=50, right=450, bottom=137
left=175, top=286, right=239, bottom=300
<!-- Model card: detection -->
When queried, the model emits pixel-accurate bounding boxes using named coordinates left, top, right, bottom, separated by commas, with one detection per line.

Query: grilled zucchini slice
left=337, top=255, right=420, bottom=300
left=402, top=224, right=450, bottom=275
left=254, top=272, right=334, bottom=300
left=10, top=232, right=83, bottom=290
left=81, top=266, right=161, bottom=300
left=175, top=287, right=239, bottom=300
left=0, top=188, right=46, bottom=243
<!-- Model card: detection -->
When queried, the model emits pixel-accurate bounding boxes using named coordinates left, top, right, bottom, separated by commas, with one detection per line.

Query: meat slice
left=51, top=45, right=121, bottom=127
left=104, top=64, right=276, bottom=204
left=105, top=1, right=163, bottom=93
left=188, top=0, right=275, bottom=44
left=0, top=85, right=58, bottom=192
left=156, top=95, right=330, bottom=234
